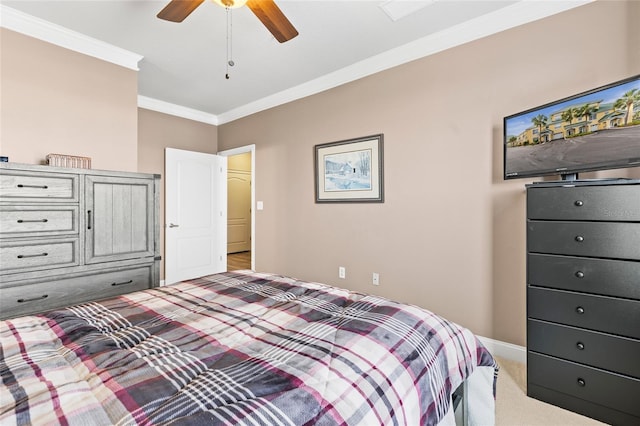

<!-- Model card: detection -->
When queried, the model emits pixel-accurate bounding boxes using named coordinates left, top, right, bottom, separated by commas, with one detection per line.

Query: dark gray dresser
left=526, top=179, right=640, bottom=425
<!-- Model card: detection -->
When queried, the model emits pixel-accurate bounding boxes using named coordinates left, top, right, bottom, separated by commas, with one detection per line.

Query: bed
left=0, top=270, right=498, bottom=425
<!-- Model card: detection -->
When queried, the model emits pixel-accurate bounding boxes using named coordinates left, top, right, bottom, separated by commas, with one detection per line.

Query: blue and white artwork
left=324, top=149, right=372, bottom=191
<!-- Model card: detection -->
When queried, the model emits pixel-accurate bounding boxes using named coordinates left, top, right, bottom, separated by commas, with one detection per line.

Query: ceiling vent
left=379, top=0, right=436, bottom=21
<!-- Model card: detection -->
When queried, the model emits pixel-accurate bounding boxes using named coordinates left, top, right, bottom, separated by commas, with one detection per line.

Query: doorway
left=219, top=145, right=255, bottom=271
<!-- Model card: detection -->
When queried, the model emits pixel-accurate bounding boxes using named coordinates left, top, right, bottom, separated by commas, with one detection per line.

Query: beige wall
left=631, top=0, right=640, bottom=73
left=0, top=1, right=638, bottom=346
left=218, top=1, right=640, bottom=345
left=137, top=108, right=218, bottom=279
left=0, top=29, right=218, bottom=279
left=0, top=29, right=138, bottom=171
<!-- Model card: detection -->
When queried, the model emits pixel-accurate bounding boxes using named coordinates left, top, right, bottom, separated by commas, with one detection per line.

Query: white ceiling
left=1, top=0, right=592, bottom=124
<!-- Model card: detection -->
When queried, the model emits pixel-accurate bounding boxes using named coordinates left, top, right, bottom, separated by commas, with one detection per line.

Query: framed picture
left=314, top=134, right=384, bottom=203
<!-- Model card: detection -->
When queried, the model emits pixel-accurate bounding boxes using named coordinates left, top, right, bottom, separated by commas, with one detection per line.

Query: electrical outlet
left=339, top=266, right=346, bottom=279
left=372, top=272, right=380, bottom=285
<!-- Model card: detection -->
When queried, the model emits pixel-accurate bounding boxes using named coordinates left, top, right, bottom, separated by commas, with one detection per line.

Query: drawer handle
left=111, top=279, right=134, bottom=287
left=576, top=306, right=585, bottom=314
left=575, top=271, right=585, bottom=279
left=87, top=210, right=92, bottom=230
left=574, top=235, right=584, bottom=242
left=17, top=253, right=48, bottom=259
left=574, top=200, right=584, bottom=207
left=17, top=184, right=49, bottom=189
left=577, top=378, right=586, bottom=387
left=17, top=294, right=48, bottom=303
left=576, top=342, right=585, bottom=350
left=17, top=219, right=49, bottom=223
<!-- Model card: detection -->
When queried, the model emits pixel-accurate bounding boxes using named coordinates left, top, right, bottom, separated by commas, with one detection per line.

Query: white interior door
left=165, top=148, right=227, bottom=285
left=227, top=170, right=251, bottom=253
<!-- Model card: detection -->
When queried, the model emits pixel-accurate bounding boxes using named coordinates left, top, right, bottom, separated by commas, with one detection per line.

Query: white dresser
left=0, top=163, right=160, bottom=319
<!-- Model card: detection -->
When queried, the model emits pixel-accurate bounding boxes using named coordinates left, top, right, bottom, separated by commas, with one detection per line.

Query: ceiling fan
left=157, top=0, right=299, bottom=43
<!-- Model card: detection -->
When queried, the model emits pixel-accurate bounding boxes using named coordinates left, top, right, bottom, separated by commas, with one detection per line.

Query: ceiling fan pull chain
left=225, top=7, right=234, bottom=79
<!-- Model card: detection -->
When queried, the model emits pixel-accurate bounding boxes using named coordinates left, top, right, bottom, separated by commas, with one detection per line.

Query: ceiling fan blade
left=157, top=0, right=205, bottom=22
left=247, top=0, right=299, bottom=43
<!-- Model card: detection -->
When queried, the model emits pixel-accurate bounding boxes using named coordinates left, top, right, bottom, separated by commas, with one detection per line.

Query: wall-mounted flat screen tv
left=504, top=74, right=640, bottom=180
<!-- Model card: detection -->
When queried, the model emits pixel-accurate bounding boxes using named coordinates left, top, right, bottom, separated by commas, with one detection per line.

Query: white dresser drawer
left=0, top=170, right=78, bottom=202
left=0, top=206, right=79, bottom=238
left=0, top=265, right=153, bottom=318
left=0, top=238, right=79, bottom=274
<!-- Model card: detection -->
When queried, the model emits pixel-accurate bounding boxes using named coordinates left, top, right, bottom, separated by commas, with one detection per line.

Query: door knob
left=168, top=223, right=180, bottom=228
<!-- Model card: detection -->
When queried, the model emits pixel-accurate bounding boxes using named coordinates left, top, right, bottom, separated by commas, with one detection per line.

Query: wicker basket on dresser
left=526, top=179, right=640, bottom=425
left=0, top=163, right=160, bottom=319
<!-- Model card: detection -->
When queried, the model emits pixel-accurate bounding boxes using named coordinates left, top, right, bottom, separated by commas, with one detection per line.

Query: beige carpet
left=494, top=356, right=605, bottom=425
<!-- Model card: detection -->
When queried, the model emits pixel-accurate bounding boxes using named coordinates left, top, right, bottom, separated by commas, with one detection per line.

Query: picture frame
left=314, top=134, right=384, bottom=203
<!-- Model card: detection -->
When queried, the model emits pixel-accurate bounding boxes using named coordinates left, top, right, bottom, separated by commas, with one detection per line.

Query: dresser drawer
left=0, top=170, right=79, bottom=203
left=528, top=221, right=640, bottom=260
left=528, top=287, right=640, bottom=339
left=0, top=265, right=153, bottom=318
left=528, top=319, right=640, bottom=378
left=528, top=352, right=640, bottom=418
left=0, top=206, right=79, bottom=238
left=528, top=184, right=640, bottom=221
left=0, top=238, right=79, bottom=274
left=528, top=254, right=640, bottom=299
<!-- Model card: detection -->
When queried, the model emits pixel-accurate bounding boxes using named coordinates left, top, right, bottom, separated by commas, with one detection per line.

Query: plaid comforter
left=1, top=271, right=496, bottom=425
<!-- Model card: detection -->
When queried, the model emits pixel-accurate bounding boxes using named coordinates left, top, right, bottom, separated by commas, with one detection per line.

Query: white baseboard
left=160, top=279, right=166, bottom=287
left=477, top=335, right=526, bottom=364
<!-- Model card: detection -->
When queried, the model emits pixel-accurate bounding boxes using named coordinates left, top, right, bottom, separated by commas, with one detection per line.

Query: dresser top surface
left=0, top=162, right=160, bottom=180
left=526, top=178, right=640, bottom=188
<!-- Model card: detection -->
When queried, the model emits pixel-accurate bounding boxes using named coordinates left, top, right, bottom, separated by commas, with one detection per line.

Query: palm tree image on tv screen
left=504, top=75, right=640, bottom=179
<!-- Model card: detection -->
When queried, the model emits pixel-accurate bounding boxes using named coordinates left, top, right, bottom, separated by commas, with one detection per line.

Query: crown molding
left=2, top=1, right=593, bottom=125
left=138, top=96, right=219, bottom=125
left=216, top=0, right=594, bottom=124
left=0, top=5, right=142, bottom=71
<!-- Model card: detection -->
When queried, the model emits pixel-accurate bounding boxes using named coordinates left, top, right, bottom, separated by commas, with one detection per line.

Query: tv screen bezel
left=503, top=74, right=640, bottom=180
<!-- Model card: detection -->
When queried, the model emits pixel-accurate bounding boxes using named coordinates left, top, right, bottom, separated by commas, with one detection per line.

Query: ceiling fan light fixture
left=157, top=0, right=298, bottom=43
left=211, top=0, right=248, bottom=9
